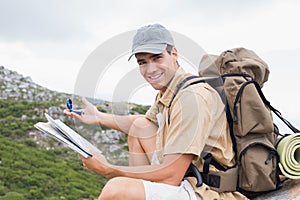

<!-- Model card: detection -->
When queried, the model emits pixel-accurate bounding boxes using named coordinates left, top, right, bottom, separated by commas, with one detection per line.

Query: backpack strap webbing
left=168, top=75, right=226, bottom=125
left=252, top=80, right=300, bottom=133
left=234, top=80, right=300, bottom=133
left=167, top=75, right=204, bottom=125
left=225, top=102, right=238, bottom=158
left=171, top=75, right=233, bottom=189
left=168, top=75, right=200, bottom=108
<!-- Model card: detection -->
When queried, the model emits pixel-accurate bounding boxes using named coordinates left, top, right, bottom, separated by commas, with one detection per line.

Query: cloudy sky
left=1, top=0, right=299, bottom=130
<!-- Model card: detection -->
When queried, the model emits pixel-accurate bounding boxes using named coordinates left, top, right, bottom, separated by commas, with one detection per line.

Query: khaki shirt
left=146, top=67, right=247, bottom=200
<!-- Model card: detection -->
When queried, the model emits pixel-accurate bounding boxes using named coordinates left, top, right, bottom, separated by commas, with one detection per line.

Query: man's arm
left=96, top=112, right=144, bottom=134
left=81, top=153, right=194, bottom=186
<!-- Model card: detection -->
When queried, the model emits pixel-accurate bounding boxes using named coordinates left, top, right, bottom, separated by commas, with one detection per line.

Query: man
left=64, top=24, right=247, bottom=200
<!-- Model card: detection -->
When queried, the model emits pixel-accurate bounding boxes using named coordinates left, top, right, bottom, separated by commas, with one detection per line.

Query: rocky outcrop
left=0, top=66, right=69, bottom=101
left=0, top=66, right=130, bottom=164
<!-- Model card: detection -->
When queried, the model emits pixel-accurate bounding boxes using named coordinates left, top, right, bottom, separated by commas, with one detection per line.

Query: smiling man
left=64, top=24, right=247, bottom=200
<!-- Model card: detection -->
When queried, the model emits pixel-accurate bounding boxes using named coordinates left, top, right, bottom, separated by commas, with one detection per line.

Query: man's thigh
left=128, top=117, right=157, bottom=165
left=142, top=180, right=200, bottom=200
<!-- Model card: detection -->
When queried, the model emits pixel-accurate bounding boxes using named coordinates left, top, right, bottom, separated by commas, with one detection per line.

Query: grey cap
left=128, top=24, right=175, bottom=60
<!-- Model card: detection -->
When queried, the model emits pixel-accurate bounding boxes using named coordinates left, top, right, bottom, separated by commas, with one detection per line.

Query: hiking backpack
left=180, top=47, right=300, bottom=198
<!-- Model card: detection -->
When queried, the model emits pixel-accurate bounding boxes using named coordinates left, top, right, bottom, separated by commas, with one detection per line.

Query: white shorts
left=142, top=179, right=201, bottom=200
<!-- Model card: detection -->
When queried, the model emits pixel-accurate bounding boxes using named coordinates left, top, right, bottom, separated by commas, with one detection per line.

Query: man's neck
left=159, top=65, right=180, bottom=94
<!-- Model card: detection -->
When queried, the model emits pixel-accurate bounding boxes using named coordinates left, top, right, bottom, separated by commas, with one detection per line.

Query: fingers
left=63, top=108, right=82, bottom=119
left=79, top=154, right=87, bottom=166
left=79, top=155, right=94, bottom=170
left=63, top=109, right=72, bottom=116
left=79, top=155, right=86, bottom=164
left=79, top=154, right=85, bottom=160
left=72, top=111, right=82, bottom=119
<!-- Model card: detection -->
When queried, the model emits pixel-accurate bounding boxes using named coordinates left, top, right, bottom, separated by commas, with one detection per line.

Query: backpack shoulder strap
left=168, top=75, right=224, bottom=109
left=168, top=75, right=200, bottom=108
left=167, top=75, right=205, bottom=125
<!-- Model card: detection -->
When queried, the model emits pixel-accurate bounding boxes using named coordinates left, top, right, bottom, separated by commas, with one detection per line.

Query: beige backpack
left=180, top=48, right=299, bottom=198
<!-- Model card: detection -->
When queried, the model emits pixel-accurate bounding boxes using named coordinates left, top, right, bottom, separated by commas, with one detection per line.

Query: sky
left=0, top=0, right=299, bottom=130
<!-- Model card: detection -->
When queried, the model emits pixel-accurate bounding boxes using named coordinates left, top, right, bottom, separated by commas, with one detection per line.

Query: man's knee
left=99, top=177, right=145, bottom=200
left=129, top=117, right=157, bottom=139
left=98, top=177, right=120, bottom=200
left=127, top=117, right=157, bottom=156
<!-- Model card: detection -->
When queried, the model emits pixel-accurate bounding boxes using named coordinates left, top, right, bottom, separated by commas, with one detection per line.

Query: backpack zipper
left=239, top=142, right=279, bottom=163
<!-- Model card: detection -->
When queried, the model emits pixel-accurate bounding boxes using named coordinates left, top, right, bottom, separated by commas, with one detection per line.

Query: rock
left=21, top=114, right=27, bottom=121
left=0, top=66, right=70, bottom=102
left=253, top=179, right=300, bottom=200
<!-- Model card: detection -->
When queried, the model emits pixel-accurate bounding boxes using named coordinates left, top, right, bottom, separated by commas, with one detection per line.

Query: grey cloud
left=0, top=0, right=110, bottom=42
left=0, top=0, right=273, bottom=42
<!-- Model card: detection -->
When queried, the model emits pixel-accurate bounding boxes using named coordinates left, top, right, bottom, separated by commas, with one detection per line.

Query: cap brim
left=128, top=43, right=167, bottom=61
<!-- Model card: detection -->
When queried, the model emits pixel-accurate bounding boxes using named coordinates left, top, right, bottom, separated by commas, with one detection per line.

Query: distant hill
left=0, top=65, right=151, bottom=163
left=0, top=66, right=71, bottom=102
left=0, top=66, right=150, bottom=199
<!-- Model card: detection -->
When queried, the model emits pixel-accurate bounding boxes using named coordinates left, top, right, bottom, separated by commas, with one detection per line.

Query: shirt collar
left=156, top=67, right=188, bottom=107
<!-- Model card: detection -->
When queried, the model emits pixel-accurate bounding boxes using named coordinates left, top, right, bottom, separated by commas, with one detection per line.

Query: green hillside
left=0, top=135, right=107, bottom=200
left=0, top=99, right=150, bottom=200
left=0, top=66, right=151, bottom=199
left=0, top=100, right=108, bottom=200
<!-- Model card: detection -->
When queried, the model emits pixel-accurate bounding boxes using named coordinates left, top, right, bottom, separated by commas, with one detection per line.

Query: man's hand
left=80, top=155, right=113, bottom=178
left=64, top=98, right=100, bottom=125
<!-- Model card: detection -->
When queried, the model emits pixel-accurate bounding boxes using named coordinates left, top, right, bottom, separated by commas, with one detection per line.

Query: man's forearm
left=96, top=112, right=144, bottom=134
left=110, top=164, right=179, bottom=185
left=98, top=154, right=194, bottom=186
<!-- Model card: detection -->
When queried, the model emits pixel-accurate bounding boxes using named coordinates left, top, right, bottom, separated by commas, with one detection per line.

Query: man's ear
left=171, top=47, right=178, bottom=60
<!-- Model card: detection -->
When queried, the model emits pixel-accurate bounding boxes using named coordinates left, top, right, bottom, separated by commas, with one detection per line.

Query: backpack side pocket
left=237, top=135, right=279, bottom=197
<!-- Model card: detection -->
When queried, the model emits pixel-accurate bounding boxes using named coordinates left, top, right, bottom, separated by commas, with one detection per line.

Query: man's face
left=136, top=48, right=179, bottom=91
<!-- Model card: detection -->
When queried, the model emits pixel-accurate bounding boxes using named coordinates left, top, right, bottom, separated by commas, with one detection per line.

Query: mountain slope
left=0, top=66, right=150, bottom=200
